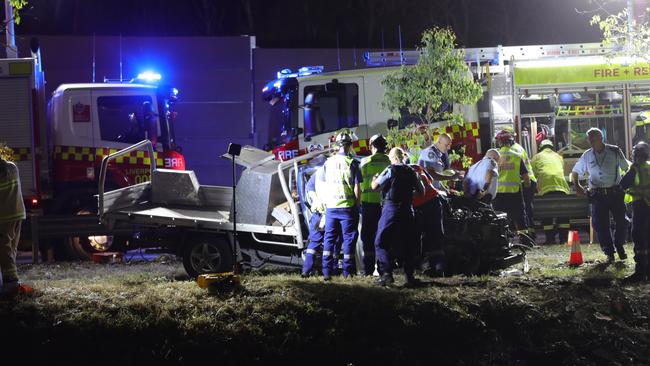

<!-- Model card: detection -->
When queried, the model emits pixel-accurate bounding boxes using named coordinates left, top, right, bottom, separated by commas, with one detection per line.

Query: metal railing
left=98, top=140, right=156, bottom=218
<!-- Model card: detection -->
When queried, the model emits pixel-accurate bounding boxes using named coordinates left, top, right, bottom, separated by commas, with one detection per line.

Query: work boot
left=606, top=254, right=616, bottom=263
left=375, top=273, right=394, bottom=286
left=404, top=274, right=422, bottom=288
left=615, top=246, right=628, bottom=260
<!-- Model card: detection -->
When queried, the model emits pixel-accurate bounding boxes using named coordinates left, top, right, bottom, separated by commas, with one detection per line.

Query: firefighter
left=0, top=154, right=32, bottom=298
left=531, top=139, right=571, bottom=245
left=372, top=147, right=424, bottom=286
left=359, top=134, right=390, bottom=276
left=493, top=130, right=532, bottom=243
left=321, top=133, right=362, bottom=280
left=417, top=133, right=459, bottom=271
left=502, top=127, right=538, bottom=242
left=633, top=111, right=650, bottom=144
left=301, top=166, right=326, bottom=277
left=463, top=148, right=500, bottom=204
left=571, top=128, right=630, bottom=262
left=620, top=141, right=650, bottom=283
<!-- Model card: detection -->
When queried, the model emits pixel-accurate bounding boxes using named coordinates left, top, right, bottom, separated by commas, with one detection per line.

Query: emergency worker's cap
left=539, top=139, right=554, bottom=151
left=335, top=132, right=353, bottom=146
left=495, top=129, right=514, bottom=144
left=369, top=134, right=387, bottom=150
left=633, top=141, right=650, bottom=160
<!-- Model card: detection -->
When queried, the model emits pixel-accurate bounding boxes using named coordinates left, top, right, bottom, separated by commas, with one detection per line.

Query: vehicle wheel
left=60, top=207, right=127, bottom=261
left=182, top=235, right=233, bottom=278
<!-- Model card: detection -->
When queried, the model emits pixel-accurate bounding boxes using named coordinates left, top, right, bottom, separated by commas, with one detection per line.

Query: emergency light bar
left=276, top=66, right=324, bottom=79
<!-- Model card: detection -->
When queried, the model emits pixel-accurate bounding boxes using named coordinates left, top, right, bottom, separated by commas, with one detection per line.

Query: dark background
left=9, top=0, right=623, bottom=49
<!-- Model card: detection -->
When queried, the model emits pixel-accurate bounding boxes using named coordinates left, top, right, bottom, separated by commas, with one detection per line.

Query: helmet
left=369, top=134, right=387, bottom=150
left=539, top=139, right=554, bottom=151
left=335, top=132, right=353, bottom=146
left=633, top=141, right=650, bottom=161
left=495, top=129, right=514, bottom=144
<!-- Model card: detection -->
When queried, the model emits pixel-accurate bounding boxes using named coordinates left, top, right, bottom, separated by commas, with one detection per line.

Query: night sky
left=8, top=0, right=625, bottom=49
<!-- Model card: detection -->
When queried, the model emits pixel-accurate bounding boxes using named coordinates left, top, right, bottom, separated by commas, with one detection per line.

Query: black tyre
left=182, top=235, right=233, bottom=278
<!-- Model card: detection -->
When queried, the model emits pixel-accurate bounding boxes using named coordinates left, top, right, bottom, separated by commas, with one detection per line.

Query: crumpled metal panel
left=235, top=158, right=288, bottom=225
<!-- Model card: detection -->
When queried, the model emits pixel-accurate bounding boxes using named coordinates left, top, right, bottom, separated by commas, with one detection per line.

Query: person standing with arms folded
left=571, top=128, right=630, bottom=262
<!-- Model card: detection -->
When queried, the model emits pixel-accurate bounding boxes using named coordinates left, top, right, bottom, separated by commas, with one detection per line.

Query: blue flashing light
left=273, top=80, right=282, bottom=89
left=171, top=87, right=179, bottom=96
left=136, top=71, right=162, bottom=83
left=276, top=66, right=324, bottom=80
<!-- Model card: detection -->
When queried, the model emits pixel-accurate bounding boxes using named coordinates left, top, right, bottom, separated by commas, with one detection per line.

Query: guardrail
left=98, top=140, right=156, bottom=219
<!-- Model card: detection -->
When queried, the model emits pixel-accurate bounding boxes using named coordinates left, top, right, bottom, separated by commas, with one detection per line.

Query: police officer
left=321, top=133, right=362, bottom=280
left=634, top=111, right=650, bottom=144
left=463, top=148, right=500, bottom=204
left=410, top=163, right=444, bottom=276
left=372, top=147, right=424, bottom=286
left=620, top=141, right=650, bottom=283
left=301, top=166, right=326, bottom=277
left=531, top=139, right=571, bottom=245
left=571, top=128, right=630, bottom=262
left=359, top=134, right=390, bottom=276
left=493, top=130, right=532, bottom=243
left=503, top=127, right=538, bottom=241
left=417, top=133, right=458, bottom=271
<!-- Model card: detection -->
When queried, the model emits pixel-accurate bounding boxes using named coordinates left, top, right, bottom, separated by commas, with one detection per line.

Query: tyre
left=182, top=234, right=233, bottom=278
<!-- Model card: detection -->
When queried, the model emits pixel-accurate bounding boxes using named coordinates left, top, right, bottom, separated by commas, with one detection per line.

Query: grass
left=1, top=244, right=649, bottom=365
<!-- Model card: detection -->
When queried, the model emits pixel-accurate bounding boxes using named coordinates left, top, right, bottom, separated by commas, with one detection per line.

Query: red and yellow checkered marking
left=352, top=138, right=369, bottom=154
left=430, top=122, right=480, bottom=142
left=54, top=145, right=164, bottom=166
left=11, top=147, right=31, bottom=162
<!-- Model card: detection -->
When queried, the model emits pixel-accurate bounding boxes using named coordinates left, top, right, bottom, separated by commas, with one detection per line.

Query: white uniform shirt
left=572, top=144, right=630, bottom=188
left=464, top=158, right=499, bottom=198
left=417, top=145, right=449, bottom=189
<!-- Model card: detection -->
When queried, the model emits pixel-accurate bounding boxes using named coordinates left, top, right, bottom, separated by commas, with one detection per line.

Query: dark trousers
left=591, top=192, right=628, bottom=256
left=523, top=181, right=537, bottom=239
left=361, top=202, right=381, bottom=275
left=323, top=207, right=359, bottom=277
left=415, top=198, right=445, bottom=264
left=493, top=191, right=529, bottom=239
left=632, top=201, right=650, bottom=270
left=374, top=202, right=416, bottom=278
left=541, top=191, right=570, bottom=244
left=302, top=212, right=324, bottom=275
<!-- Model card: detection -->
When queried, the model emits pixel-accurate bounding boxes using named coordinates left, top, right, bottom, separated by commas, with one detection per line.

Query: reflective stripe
left=542, top=225, right=554, bottom=230
left=344, top=254, right=354, bottom=259
left=558, top=224, right=571, bottom=229
left=324, top=154, right=356, bottom=208
left=306, top=249, right=317, bottom=254
left=497, top=147, right=524, bottom=193
left=323, top=251, right=332, bottom=256
left=515, top=229, right=529, bottom=234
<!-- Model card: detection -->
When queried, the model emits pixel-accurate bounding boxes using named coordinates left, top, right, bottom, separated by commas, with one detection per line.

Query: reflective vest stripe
left=324, top=155, right=356, bottom=208
left=497, top=147, right=524, bottom=193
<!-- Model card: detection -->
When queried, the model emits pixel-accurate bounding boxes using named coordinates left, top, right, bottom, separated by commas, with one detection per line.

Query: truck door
left=300, top=77, right=366, bottom=152
left=91, top=89, right=159, bottom=150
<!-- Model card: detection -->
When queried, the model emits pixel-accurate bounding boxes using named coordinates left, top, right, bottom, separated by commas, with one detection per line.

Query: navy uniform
left=620, top=142, right=650, bottom=283
left=572, top=142, right=630, bottom=260
left=374, top=156, right=423, bottom=286
left=321, top=140, right=362, bottom=279
left=301, top=168, right=325, bottom=277
left=359, top=135, right=390, bottom=275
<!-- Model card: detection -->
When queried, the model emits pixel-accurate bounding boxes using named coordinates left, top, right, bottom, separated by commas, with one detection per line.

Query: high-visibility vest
left=360, top=153, right=390, bottom=204
left=323, top=154, right=356, bottom=208
left=531, top=149, right=570, bottom=196
left=497, top=147, right=524, bottom=193
left=511, top=143, right=536, bottom=182
left=628, top=161, right=650, bottom=205
left=410, top=164, right=438, bottom=207
left=0, top=161, right=26, bottom=223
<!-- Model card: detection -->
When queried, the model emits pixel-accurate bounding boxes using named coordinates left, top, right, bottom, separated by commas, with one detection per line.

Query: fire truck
left=0, top=55, right=185, bottom=260
left=261, top=42, right=650, bottom=236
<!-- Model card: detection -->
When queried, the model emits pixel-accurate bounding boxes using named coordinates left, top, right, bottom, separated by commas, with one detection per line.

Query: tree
left=381, top=27, right=482, bottom=167
left=6, top=0, right=28, bottom=24
left=589, top=1, right=650, bottom=61
left=381, top=27, right=482, bottom=126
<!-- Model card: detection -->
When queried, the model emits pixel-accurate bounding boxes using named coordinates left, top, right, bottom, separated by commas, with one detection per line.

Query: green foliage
left=381, top=27, right=483, bottom=126
left=7, top=0, right=28, bottom=24
left=0, top=142, right=14, bottom=161
left=591, top=8, right=650, bottom=61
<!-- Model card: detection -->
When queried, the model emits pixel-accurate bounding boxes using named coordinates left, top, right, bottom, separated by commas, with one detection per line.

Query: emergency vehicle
left=0, top=55, right=185, bottom=260
left=261, top=43, right=650, bottom=235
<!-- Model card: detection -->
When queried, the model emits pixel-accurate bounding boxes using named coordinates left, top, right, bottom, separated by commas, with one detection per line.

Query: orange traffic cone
left=569, top=231, right=583, bottom=266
